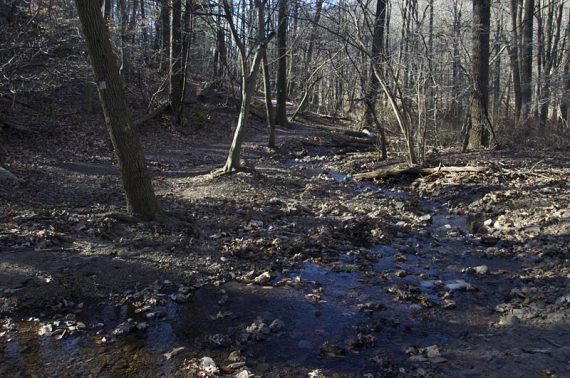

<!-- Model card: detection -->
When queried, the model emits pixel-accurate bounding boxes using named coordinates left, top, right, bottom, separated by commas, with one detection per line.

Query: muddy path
left=1, top=116, right=570, bottom=377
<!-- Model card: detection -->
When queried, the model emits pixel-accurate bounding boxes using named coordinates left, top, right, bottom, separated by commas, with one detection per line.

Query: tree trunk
left=561, top=9, right=570, bottom=126
left=74, top=0, right=163, bottom=221
left=509, top=0, right=522, bottom=120
left=519, top=0, right=534, bottom=123
left=129, top=0, right=138, bottom=43
left=118, top=0, right=129, bottom=76
left=104, top=0, right=112, bottom=21
left=159, top=0, right=170, bottom=72
left=140, top=0, right=148, bottom=44
left=468, top=0, right=492, bottom=149
left=274, top=0, right=289, bottom=127
left=363, top=0, right=387, bottom=159
left=291, top=0, right=323, bottom=118
left=262, top=51, right=275, bottom=148
left=169, top=0, right=184, bottom=127
left=221, top=0, right=270, bottom=172
left=214, top=11, right=227, bottom=79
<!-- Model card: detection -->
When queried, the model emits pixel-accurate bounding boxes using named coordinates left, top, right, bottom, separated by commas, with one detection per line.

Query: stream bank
left=1, top=120, right=569, bottom=377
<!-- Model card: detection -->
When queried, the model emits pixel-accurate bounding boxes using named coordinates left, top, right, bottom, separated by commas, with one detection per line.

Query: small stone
left=254, top=272, right=271, bottom=285
left=227, top=350, right=244, bottom=362
left=269, top=319, right=285, bottom=333
left=395, top=270, right=407, bottom=277
left=112, top=321, right=135, bottom=336
left=473, top=265, right=488, bottom=274
left=38, top=324, right=53, bottom=336
left=234, top=370, right=253, bottom=378
left=199, top=356, right=219, bottom=374
left=445, top=280, right=475, bottom=291
left=498, top=314, right=520, bottom=326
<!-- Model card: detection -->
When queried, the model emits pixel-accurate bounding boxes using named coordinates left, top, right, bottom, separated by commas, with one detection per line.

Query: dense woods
left=2, top=0, right=569, bottom=162
left=1, top=0, right=570, bottom=376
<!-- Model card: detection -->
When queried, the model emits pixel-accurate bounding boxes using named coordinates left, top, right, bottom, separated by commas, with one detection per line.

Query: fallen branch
left=353, top=165, right=488, bottom=180
left=134, top=102, right=170, bottom=127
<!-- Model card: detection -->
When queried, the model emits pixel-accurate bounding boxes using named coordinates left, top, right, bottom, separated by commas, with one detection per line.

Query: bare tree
left=75, top=0, right=163, bottom=220
left=218, top=0, right=273, bottom=173
left=468, top=0, right=492, bottom=149
left=274, top=0, right=289, bottom=127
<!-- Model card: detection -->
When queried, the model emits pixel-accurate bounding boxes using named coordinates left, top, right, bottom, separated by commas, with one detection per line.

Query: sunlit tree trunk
left=468, top=0, right=491, bottom=149
left=519, top=0, right=534, bottom=123
left=274, top=0, right=289, bottom=127
left=362, top=0, right=387, bottom=159
left=74, top=0, right=163, bottom=221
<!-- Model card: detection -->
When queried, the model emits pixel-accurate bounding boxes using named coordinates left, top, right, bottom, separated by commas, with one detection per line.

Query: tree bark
left=118, top=0, right=129, bottom=76
left=262, top=51, right=275, bottom=148
left=468, top=0, right=492, bottom=149
left=169, top=0, right=184, bottom=127
left=508, top=0, right=522, bottom=120
left=519, top=0, right=534, bottom=123
left=74, top=0, right=163, bottom=221
left=561, top=9, right=570, bottom=126
left=220, top=0, right=271, bottom=172
left=274, top=0, right=289, bottom=127
left=362, top=0, right=387, bottom=159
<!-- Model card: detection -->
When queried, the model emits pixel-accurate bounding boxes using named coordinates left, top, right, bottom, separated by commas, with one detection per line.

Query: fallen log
left=134, top=102, right=170, bottom=127
left=353, top=165, right=488, bottom=180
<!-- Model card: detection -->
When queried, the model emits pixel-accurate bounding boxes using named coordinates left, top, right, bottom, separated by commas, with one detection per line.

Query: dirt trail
left=1, top=114, right=569, bottom=377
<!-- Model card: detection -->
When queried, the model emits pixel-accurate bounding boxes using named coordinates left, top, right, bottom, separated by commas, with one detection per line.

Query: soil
left=1, top=94, right=569, bottom=377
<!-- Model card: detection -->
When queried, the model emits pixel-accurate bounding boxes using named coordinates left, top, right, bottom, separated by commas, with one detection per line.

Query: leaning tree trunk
left=274, top=0, right=289, bottom=127
left=261, top=51, right=275, bottom=147
left=75, top=0, right=163, bottom=221
left=221, top=0, right=270, bottom=172
left=468, top=0, right=492, bottom=149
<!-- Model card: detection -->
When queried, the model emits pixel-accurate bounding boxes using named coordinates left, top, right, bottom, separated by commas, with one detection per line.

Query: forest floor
left=1, top=90, right=570, bottom=377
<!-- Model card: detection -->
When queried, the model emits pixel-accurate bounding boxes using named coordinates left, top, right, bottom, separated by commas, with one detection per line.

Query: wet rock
left=498, top=314, right=521, bottom=326
left=199, top=356, right=219, bottom=374
left=305, top=293, right=321, bottom=303
left=112, top=321, right=135, bottom=336
left=227, top=350, right=244, bottom=362
left=462, top=265, right=489, bottom=275
left=234, top=370, right=254, bottom=378
left=253, top=272, right=271, bottom=285
left=395, top=270, right=407, bottom=277
left=38, top=323, right=53, bottom=336
left=495, top=303, right=512, bottom=313
left=332, top=264, right=358, bottom=273
left=245, top=318, right=270, bottom=340
left=445, top=280, right=475, bottom=291
left=308, top=369, right=328, bottom=378
left=357, top=302, right=384, bottom=312
left=269, top=319, right=286, bottom=333
left=348, top=333, right=376, bottom=349
left=407, top=345, right=447, bottom=364
left=170, top=293, right=191, bottom=303
left=319, top=341, right=345, bottom=357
